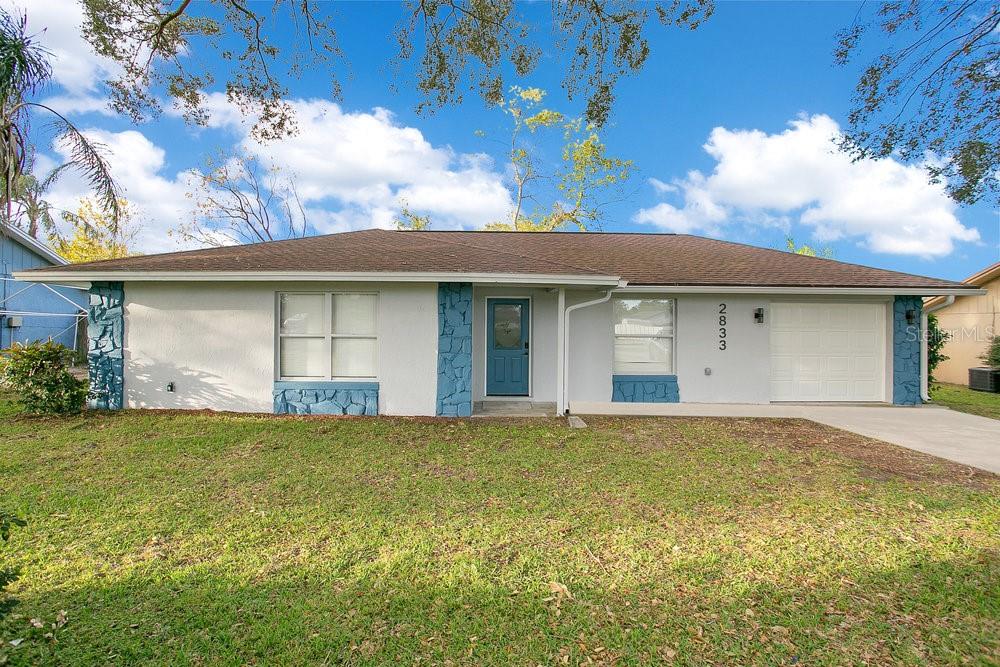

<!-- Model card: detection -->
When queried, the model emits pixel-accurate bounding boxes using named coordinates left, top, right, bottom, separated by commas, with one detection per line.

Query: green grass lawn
left=0, top=399, right=997, bottom=666
left=932, top=382, right=1000, bottom=420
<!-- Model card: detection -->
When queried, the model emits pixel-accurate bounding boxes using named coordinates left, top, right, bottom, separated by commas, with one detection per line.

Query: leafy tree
left=835, top=2, right=999, bottom=206
left=79, top=0, right=714, bottom=139
left=174, top=151, right=307, bottom=246
left=785, top=237, right=834, bottom=258
left=51, top=197, right=137, bottom=263
left=927, top=313, right=950, bottom=389
left=482, top=86, right=632, bottom=231
left=1, top=169, right=62, bottom=238
left=395, top=204, right=430, bottom=231
left=0, top=12, right=122, bottom=229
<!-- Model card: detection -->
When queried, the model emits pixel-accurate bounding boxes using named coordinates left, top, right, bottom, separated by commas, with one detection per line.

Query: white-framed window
left=277, top=292, right=378, bottom=380
left=613, top=298, right=675, bottom=374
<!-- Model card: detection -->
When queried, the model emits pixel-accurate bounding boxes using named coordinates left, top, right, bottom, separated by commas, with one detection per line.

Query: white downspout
left=561, top=288, right=615, bottom=415
left=556, top=288, right=566, bottom=415
left=921, top=295, right=955, bottom=402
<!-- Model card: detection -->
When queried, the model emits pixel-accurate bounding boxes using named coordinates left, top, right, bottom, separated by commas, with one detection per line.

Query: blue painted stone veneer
left=892, top=296, right=922, bottom=405
left=612, top=375, right=680, bottom=403
left=88, top=281, right=125, bottom=410
left=436, top=283, right=473, bottom=417
left=273, top=381, right=378, bottom=415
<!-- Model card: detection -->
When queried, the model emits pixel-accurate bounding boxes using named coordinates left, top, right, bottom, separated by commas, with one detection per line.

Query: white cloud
left=41, top=96, right=513, bottom=251
left=4, top=0, right=119, bottom=115
left=634, top=114, right=980, bottom=257
left=43, top=129, right=198, bottom=253
left=647, top=177, right=677, bottom=195
left=205, top=94, right=513, bottom=231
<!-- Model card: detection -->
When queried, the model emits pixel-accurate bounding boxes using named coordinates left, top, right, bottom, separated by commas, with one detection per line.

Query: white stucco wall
left=566, top=293, right=894, bottom=407
left=377, top=283, right=439, bottom=416
left=674, top=295, right=771, bottom=403
left=123, top=280, right=896, bottom=415
left=566, top=292, right=614, bottom=403
left=565, top=293, right=770, bottom=404
left=123, top=281, right=438, bottom=415
left=472, top=286, right=558, bottom=402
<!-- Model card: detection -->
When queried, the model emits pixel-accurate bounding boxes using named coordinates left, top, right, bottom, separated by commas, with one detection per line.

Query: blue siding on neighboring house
left=0, top=232, right=86, bottom=349
left=892, top=295, right=923, bottom=405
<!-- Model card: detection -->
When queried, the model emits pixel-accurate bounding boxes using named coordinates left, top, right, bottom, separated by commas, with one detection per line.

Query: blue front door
left=486, top=298, right=530, bottom=396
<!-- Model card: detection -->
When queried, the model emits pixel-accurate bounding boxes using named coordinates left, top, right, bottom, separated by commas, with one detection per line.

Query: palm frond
left=0, top=12, right=51, bottom=102
left=39, top=161, right=72, bottom=191
left=29, top=102, right=124, bottom=229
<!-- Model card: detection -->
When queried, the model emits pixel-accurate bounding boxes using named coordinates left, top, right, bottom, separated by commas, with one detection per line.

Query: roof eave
left=11, top=270, right=624, bottom=287
left=615, top=285, right=982, bottom=296
left=12, top=269, right=978, bottom=295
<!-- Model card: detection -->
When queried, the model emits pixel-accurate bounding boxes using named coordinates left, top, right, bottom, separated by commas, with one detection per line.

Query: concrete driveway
left=575, top=402, right=1000, bottom=474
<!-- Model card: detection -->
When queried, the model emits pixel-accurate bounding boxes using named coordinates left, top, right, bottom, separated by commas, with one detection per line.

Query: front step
left=473, top=401, right=557, bottom=417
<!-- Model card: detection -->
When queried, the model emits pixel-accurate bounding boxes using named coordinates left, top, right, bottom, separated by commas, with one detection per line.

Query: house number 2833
left=718, top=303, right=727, bottom=350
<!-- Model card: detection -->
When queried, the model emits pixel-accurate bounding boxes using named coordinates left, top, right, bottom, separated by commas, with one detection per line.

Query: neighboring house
left=1, top=226, right=87, bottom=350
left=925, top=261, right=1000, bottom=386
left=17, top=230, right=980, bottom=415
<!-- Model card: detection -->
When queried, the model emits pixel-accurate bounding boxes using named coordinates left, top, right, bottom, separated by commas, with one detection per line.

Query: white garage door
left=770, top=303, right=886, bottom=402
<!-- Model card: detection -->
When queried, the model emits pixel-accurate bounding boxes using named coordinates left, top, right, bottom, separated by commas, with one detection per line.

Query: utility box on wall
left=5, top=316, right=22, bottom=328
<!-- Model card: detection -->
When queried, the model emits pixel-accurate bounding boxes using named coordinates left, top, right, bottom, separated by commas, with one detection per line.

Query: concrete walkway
left=573, top=402, right=1000, bottom=474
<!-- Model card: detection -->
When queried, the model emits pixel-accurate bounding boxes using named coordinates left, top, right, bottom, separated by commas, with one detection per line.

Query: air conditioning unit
left=969, top=367, right=1000, bottom=393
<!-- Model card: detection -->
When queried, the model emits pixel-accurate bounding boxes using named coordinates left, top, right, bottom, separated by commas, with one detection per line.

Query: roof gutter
left=614, top=286, right=984, bottom=296
left=921, top=295, right=956, bottom=402
left=12, top=270, right=623, bottom=287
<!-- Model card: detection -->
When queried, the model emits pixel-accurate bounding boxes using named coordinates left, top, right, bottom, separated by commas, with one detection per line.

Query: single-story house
left=17, top=230, right=981, bottom=416
left=925, top=261, right=999, bottom=385
left=1, top=225, right=87, bottom=351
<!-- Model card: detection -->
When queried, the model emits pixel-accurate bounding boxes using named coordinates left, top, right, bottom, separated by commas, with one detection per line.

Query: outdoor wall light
left=754, top=307, right=765, bottom=324
left=905, top=309, right=917, bottom=325
left=166, top=382, right=175, bottom=393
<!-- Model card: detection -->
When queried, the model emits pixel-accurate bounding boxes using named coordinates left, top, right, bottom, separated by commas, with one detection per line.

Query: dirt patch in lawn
left=590, top=416, right=998, bottom=491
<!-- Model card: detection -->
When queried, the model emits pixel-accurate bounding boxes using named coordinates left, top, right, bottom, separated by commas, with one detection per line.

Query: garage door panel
left=854, top=380, right=879, bottom=400
left=828, top=304, right=851, bottom=326
left=827, top=356, right=850, bottom=374
left=797, top=380, right=823, bottom=400
left=853, top=331, right=878, bottom=349
left=824, top=329, right=849, bottom=351
left=826, top=381, right=850, bottom=399
left=855, top=356, right=877, bottom=373
left=800, top=330, right=822, bottom=351
left=770, top=302, right=886, bottom=402
left=798, top=356, right=822, bottom=376
left=800, top=306, right=823, bottom=327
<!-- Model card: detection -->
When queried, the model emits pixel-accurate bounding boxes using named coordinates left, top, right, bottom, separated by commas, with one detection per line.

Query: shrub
left=0, top=341, right=88, bottom=414
left=981, top=335, right=1000, bottom=369
left=927, top=313, right=950, bottom=388
left=0, top=511, right=25, bottom=618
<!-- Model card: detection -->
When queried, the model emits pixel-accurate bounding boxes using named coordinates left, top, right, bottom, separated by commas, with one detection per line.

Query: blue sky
left=11, top=0, right=999, bottom=281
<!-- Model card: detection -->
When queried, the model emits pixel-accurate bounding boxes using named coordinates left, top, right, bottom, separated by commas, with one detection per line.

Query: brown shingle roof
left=25, top=229, right=972, bottom=290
